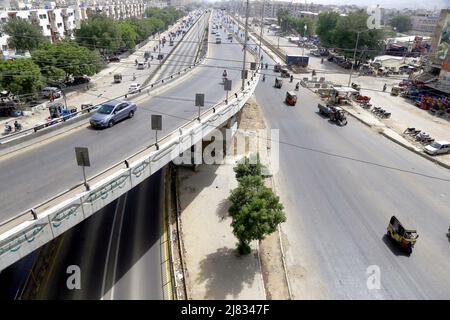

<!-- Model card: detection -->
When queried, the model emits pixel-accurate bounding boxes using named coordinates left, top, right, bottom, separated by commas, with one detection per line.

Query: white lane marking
left=110, top=193, right=128, bottom=300
left=100, top=200, right=121, bottom=300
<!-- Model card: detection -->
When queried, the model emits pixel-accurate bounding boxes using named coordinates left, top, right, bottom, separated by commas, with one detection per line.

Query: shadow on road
left=196, top=247, right=259, bottom=299
left=381, top=234, right=411, bottom=257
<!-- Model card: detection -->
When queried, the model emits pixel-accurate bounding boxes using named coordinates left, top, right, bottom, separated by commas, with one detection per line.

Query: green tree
left=32, top=40, right=104, bottom=82
left=315, top=11, right=340, bottom=47
left=328, top=10, right=385, bottom=64
left=0, top=59, right=42, bottom=95
left=234, top=154, right=264, bottom=180
left=1, top=18, right=47, bottom=52
left=75, top=14, right=122, bottom=54
left=118, top=21, right=138, bottom=49
left=390, top=15, right=412, bottom=33
left=228, top=176, right=286, bottom=254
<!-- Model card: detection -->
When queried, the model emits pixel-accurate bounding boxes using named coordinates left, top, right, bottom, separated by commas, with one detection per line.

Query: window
left=57, top=23, right=62, bottom=27
left=47, top=24, right=51, bottom=29
left=1, top=18, right=7, bottom=22
left=39, top=14, right=47, bottom=19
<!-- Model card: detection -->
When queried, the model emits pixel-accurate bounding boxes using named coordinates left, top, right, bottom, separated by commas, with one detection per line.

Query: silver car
left=424, top=141, right=450, bottom=156
left=89, top=100, right=137, bottom=128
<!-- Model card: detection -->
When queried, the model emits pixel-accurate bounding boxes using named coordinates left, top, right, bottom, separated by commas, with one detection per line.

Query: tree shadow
left=196, top=246, right=259, bottom=300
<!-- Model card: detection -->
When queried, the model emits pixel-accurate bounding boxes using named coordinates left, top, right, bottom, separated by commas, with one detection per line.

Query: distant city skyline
left=213, top=0, right=449, bottom=10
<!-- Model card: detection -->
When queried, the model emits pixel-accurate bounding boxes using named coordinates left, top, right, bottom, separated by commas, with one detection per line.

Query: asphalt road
left=252, top=37, right=450, bottom=298
left=0, top=11, right=245, bottom=221
left=38, top=170, right=164, bottom=299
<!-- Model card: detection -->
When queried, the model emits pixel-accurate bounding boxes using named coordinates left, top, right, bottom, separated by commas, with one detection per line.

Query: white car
left=128, top=83, right=141, bottom=94
left=424, top=141, right=450, bottom=156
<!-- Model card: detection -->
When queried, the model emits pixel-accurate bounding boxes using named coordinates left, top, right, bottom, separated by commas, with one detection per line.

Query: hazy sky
left=215, top=0, right=449, bottom=10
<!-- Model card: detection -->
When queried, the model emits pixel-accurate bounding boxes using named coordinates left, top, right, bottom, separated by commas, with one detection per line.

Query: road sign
left=224, top=79, right=232, bottom=91
left=195, top=93, right=205, bottom=107
left=151, top=114, right=162, bottom=131
left=75, top=147, right=90, bottom=167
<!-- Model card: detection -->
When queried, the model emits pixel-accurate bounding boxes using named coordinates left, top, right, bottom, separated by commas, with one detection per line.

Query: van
left=40, top=87, right=62, bottom=99
left=137, top=62, right=145, bottom=70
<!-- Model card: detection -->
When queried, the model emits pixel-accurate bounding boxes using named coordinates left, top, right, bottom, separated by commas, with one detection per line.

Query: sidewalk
left=0, top=18, right=187, bottom=132
left=178, top=163, right=266, bottom=300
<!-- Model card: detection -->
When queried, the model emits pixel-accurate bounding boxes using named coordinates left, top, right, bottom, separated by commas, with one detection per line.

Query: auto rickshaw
left=114, top=73, right=122, bottom=83
left=390, top=86, right=401, bottom=96
left=280, top=68, right=290, bottom=78
left=387, top=215, right=418, bottom=255
left=274, top=78, right=283, bottom=89
left=285, top=91, right=297, bottom=106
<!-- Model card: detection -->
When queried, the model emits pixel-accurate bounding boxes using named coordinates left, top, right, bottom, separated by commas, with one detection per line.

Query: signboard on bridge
left=151, top=114, right=162, bottom=131
left=75, top=147, right=90, bottom=167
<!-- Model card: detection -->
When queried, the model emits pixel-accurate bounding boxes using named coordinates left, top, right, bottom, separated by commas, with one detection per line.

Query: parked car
left=72, top=76, right=90, bottom=85
left=89, top=100, right=137, bottom=128
left=40, top=87, right=62, bottom=99
left=424, top=141, right=450, bottom=155
left=109, top=56, right=121, bottom=62
left=128, top=83, right=141, bottom=93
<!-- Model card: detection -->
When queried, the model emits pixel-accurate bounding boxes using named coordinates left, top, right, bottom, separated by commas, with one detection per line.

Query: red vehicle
left=356, top=94, right=371, bottom=102
left=285, top=91, right=297, bottom=106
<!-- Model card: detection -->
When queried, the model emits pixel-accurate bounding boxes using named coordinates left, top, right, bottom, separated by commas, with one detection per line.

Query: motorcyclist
left=321, top=58, right=324, bottom=64
left=312, top=69, right=316, bottom=77
left=265, top=63, right=268, bottom=69
left=135, top=59, right=138, bottom=66
left=262, top=74, right=265, bottom=81
left=14, top=120, right=22, bottom=131
left=4, top=122, right=12, bottom=133
left=295, top=82, right=299, bottom=90
left=222, top=69, right=227, bottom=80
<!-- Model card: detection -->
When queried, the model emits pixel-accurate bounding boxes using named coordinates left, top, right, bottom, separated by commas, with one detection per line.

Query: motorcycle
left=3, top=125, right=12, bottom=135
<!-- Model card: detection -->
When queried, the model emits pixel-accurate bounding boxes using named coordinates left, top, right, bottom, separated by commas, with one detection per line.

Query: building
left=411, top=13, right=439, bottom=35
left=419, top=9, right=450, bottom=96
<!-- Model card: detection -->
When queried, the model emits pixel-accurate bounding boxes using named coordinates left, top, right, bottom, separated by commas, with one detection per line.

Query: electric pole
left=241, top=0, right=249, bottom=90
left=258, top=0, right=265, bottom=64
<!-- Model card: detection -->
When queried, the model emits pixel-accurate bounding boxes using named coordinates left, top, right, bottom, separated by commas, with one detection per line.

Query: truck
left=285, top=54, right=309, bottom=67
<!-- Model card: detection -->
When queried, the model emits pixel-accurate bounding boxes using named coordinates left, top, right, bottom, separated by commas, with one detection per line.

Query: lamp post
left=347, top=29, right=371, bottom=87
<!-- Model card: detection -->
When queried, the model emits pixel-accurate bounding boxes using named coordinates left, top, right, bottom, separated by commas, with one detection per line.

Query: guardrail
left=0, top=12, right=207, bottom=148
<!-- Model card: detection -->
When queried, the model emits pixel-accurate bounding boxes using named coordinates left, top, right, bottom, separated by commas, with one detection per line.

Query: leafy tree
left=228, top=175, right=286, bottom=254
left=118, top=21, right=138, bottom=49
left=32, top=40, right=104, bottom=81
left=1, top=18, right=47, bottom=52
left=75, top=14, right=122, bottom=54
left=333, top=11, right=385, bottom=62
left=315, top=11, right=340, bottom=47
left=234, top=154, right=264, bottom=180
left=0, top=59, right=42, bottom=95
left=390, top=15, right=412, bottom=33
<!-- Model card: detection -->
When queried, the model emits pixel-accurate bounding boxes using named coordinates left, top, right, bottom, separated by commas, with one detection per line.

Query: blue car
left=90, top=100, right=137, bottom=128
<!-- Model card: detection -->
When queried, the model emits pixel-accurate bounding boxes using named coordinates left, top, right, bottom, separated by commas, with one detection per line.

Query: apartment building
left=411, top=14, right=439, bottom=35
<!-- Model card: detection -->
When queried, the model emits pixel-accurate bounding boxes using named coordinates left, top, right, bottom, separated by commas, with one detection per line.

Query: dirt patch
left=239, top=95, right=291, bottom=300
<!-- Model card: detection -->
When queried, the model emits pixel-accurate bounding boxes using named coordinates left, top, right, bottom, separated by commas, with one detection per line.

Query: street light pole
left=241, top=0, right=249, bottom=90
left=347, top=31, right=361, bottom=87
left=258, top=0, right=265, bottom=63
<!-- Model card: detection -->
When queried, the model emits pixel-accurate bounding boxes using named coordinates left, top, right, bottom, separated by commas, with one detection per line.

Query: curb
left=343, top=106, right=450, bottom=170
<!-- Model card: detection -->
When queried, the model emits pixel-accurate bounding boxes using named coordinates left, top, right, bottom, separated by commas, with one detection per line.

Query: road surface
left=253, top=38, right=450, bottom=299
